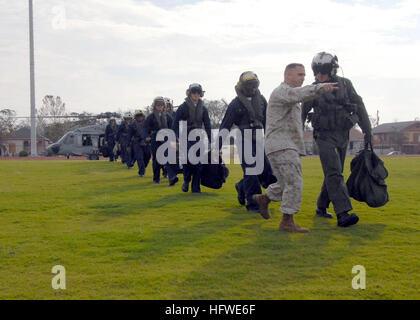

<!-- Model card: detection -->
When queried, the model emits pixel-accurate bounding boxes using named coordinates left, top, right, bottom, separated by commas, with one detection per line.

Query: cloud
left=0, top=0, right=419, bottom=122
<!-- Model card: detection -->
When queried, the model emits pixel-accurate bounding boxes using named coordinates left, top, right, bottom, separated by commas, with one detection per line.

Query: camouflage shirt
left=265, top=82, right=327, bottom=156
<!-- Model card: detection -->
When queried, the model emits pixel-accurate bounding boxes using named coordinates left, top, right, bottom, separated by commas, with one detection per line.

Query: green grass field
left=0, top=157, right=419, bottom=300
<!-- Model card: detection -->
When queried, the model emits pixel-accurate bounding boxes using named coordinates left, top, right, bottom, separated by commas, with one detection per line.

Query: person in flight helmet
left=171, top=83, right=212, bottom=194
left=143, top=97, right=174, bottom=184
left=302, top=52, right=372, bottom=228
left=127, top=110, right=149, bottom=177
left=117, top=113, right=133, bottom=167
left=105, top=118, right=119, bottom=162
left=164, top=98, right=175, bottom=118
left=219, top=71, right=275, bottom=213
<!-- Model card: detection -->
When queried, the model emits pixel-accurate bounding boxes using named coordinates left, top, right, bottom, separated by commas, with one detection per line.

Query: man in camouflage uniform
left=253, top=63, right=338, bottom=233
left=302, top=52, right=372, bottom=228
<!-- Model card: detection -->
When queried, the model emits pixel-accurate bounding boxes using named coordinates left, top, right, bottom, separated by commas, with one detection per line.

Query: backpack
left=346, top=144, right=389, bottom=208
left=200, top=152, right=230, bottom=190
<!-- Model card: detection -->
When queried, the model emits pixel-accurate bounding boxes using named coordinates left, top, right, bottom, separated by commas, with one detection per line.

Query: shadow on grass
left=139, top=193, right=219, bottom=210
left=86, top=191, right=220, bottom=218
left=123, top=215, right=247, bottom=263
left=74, top=163, right=128, bottom=175
left=173, top=218, right=386, bottom=299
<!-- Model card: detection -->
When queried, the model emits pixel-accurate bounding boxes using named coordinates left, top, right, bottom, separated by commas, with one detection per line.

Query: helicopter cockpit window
left=64, top=134, right=75, bottom=145
left=82, top=135, right=93, bottom=146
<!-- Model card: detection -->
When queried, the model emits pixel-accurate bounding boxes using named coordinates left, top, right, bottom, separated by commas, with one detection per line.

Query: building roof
left=372, top=121, right=420, bottom=134
left=9, top=127, right=50, bottom=141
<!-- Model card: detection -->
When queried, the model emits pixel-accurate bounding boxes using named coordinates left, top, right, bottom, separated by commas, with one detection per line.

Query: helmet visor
left=242, top=79, right=259, bottom=97
left=190, top=88, right=203, bottom=95
left=313, top=63, right=334, bottom=75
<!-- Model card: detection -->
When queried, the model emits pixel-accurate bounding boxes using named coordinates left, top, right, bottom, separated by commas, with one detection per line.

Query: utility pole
left=29, top=0, right=38, bottom=156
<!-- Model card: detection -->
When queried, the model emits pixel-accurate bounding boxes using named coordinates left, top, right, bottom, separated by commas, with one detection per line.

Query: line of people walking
left=104, top=51, right=373, bottom=233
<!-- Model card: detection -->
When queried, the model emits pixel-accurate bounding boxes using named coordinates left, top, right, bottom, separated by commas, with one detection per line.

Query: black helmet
left=312, top=52, right=339, bottom=76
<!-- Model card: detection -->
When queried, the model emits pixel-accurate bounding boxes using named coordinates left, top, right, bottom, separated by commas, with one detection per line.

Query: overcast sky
left=1, top=0, right=419, bottom=123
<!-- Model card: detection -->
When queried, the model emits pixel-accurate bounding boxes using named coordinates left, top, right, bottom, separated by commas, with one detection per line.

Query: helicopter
left=46, top=124, right=110, bottom=160
left=45, top=112, right=122, bottom=160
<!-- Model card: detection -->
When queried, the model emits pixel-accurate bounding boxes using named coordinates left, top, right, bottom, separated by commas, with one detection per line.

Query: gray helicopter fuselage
left=46, top=124, right=108, bottom=160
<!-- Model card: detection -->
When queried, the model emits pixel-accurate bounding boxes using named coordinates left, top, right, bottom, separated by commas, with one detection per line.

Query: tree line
left=0, top=95, right=229, bottom=146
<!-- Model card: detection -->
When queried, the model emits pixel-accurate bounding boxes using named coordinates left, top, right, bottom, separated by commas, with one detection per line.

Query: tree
left=0, top=109, right=18, bottom=156
left=37, top=95, right=69, bottom=142
left=204, top=99, right=228, bottom=129
left=369, top=110, right=380, bottom=128
left=144, top=106, right=152, bottom=116
left=38, top=96, right=67, bottom=126
left=0, top=109, right=17, bottom=137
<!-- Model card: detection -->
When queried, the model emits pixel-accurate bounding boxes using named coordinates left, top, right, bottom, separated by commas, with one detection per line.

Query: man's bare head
left=284, top=63, right=306, bottom=88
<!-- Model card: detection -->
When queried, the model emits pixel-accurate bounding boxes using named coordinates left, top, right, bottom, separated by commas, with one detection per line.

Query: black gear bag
left=200, top=152, right=230, bottom=190
left=346, top=143, right=389, bottom=208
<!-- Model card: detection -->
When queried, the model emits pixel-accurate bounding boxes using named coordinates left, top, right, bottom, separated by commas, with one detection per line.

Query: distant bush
left=19, top=151, right=29, bottom=157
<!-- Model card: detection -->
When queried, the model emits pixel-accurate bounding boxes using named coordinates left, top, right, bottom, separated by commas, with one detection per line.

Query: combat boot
left=252, top=194, right=271, bottom=220
left=316, top=208, right=334, bottom=219
left=169, top=177, right=179, bottom=186
left=235, top=183, right=245, bottom=206
left=337, top=212, right=359, bottom=228
left=182, top=181, right=189, bottom=193
left=279, top=214, right=310, bottom=233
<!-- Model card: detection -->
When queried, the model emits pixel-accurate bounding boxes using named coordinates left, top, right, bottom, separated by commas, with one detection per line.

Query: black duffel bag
left=100, top=144, right=110, bottom=158
left=200, top=152, right=230, bottom=190
left=346, top=143, right=389, bottom=208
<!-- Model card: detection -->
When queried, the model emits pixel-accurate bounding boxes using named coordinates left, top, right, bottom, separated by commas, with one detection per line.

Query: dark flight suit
left=143, top=112, right=173, bottom=183
left=128, top=119, right=149, bottom=176
left=302, top=75, right=372, bottom=215
left=117, top=121, right=131, bottom=165
left=162, top=110, right=175, bottom=178
left=172, top=99, right=212, bottom=193
left=105, top=123, right=118, bottom=162
left=220, top=95, right=274, bottom=212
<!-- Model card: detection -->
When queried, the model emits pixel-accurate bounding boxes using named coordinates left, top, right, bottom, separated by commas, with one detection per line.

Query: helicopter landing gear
left=87, top=154, right=100, bottom=161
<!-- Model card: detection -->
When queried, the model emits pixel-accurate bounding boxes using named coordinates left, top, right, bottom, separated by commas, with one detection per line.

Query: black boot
left=182, top=181, right=189, bottom=193
left=169, top=177, right=179, bottom=186
left=337, top=212, right=359, bottom=228
left=235, top=183, right=245, bottom=206
left=316, top=208, right=333, bottom=219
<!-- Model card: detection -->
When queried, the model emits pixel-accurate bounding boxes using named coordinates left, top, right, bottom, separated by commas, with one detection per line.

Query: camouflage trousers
left=266, top=149, right=303, bottom=215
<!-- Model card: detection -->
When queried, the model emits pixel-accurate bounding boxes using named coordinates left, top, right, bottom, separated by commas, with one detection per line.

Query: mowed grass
left=0, top=157, right=418, bottom=300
